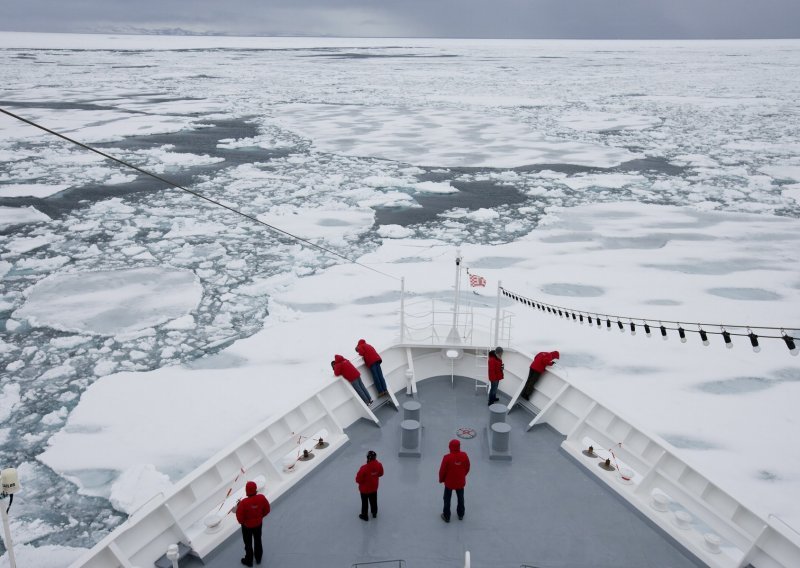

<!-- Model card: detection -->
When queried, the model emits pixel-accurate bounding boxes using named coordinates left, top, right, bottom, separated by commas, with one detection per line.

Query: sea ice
left=0, top=183, right=71, bottom=198
left=13, top=267, right=202, bottom=335
left=109, top=464, right=173, bottom=514
left=0, top=205, right=50, bottom=229
left=558, top=111, right=662, bottom=132
left=273, top=103, right=640, bottom=168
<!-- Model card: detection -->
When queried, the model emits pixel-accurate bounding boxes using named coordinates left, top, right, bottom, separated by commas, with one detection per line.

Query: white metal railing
left=69, top=378, right=379, bottom=568
left=68, top=343, right=800, bottom=568
left=399, top=296, right=512, bottom=348
left=521, top=367, right=800, bottom=568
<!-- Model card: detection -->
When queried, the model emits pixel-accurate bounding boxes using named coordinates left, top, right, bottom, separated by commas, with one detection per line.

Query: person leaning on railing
left=355, top=339, right=389, bottom=398
left=332, top=354, right=373, bottom=406
left=521, top=350, right=560, bottom=401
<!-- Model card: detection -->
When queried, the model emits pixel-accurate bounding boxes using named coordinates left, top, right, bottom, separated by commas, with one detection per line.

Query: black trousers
left=241, top=523, right=263, bottom=565
left=442, top=487, right=464, bottom=520
left=360, top=491, right=378, bottom=517
left=521, top=369, right=542, bottom=399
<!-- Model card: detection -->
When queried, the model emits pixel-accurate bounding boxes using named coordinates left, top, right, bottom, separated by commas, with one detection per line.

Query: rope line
left=501, top=287, right=798, bottom=351
left=0, top=107, right=399, bottom=281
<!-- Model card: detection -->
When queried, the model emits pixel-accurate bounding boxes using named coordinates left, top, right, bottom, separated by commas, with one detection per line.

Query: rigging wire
left=0, top=107, right=400, bottom=281
left=500, top=287, right=796, bottom=336
left=501, top=288, right=798, bottom=353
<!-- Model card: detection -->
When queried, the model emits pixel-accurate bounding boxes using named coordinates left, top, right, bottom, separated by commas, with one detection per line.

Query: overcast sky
left=4, top=0, right=800, bottom=39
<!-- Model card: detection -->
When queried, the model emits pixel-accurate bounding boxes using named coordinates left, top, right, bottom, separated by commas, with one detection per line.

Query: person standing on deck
left=235, top=481, right=271, bottom=567
left=332, top=354, right=373, bottom=405
left=521, top=350, right=560, bottom=401
left=356, top=339, right=389, bottom=397
left=439, top=438, right=470, bottom=522
left=355, top=450, right=384, bottom=521
left=487, top=346, right=504, bottom=405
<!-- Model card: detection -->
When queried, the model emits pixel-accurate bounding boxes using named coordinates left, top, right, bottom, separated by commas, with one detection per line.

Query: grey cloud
left=3, top=0, right=799, bottom=39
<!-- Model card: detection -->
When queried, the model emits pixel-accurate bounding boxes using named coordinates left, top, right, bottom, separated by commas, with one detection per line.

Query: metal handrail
left=352, top=560, right=406, bottom=568
left=768, top=513, right=800, bottom=545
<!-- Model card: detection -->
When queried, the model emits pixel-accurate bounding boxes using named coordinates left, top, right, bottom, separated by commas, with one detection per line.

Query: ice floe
left=0, top=206, right=50, bottom=229
left=273, top=103, right=640, bottom=168
left=13, top=267, right=202, bottom=336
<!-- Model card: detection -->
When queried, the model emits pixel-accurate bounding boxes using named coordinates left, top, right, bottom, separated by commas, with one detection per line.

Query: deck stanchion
left=400, top=276, right=405, bottom=344
left=494, top=280, right=502, bottom=347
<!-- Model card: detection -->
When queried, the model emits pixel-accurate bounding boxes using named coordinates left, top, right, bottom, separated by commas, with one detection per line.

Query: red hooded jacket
left=439, top=439, right=470, bottom=490
left=332, top=354, right=360, bottom=382
left=356, top=339, right=382, bottom=367
left=355, top=459, right=384, bottom=493
left=235, top=481, right=270, bottom=529
left=487, top=351, right=504, bottom=382
left=530, top=351, right=560, bottom=373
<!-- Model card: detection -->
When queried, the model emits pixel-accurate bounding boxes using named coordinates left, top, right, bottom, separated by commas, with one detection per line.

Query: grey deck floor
left=192, top=376, right=702, bottom=568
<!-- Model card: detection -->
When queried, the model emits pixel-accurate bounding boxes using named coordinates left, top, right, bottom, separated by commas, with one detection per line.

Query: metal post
left=452, top=249, right=462, bottom=330
left=166, top=543, right=179, bottom=568
left=0, top=496, right=17, bottom=568
left=400, top=276, right=406, bottom=344
left=494, top=280, right=503, bottom=347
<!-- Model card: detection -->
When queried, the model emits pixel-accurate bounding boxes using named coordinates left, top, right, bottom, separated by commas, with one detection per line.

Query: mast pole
left=452, top=249, right=462, bottom=331
left=494, top=280, right=503, bottom=347
left=400, top=276, right=406, bottom=344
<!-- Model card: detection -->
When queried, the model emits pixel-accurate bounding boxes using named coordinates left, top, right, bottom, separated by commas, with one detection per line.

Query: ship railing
left=515, top=363, right=800, bottom=568
left=68, top=377, right=382, bottom=568
left=399, top=296, right=513, bottom=348
left=351, top=560, right=406, bottom=567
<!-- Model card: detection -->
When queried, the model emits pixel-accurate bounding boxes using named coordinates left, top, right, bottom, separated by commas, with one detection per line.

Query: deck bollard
left=489, top=403, right=507, bottom=426
left=489, top=422, right=512, bottom=461
left=402, top=400, right=421, bottom=423
left=491, top=422, right=511, bottom=452
left=399, top=419, right=421, bottom=457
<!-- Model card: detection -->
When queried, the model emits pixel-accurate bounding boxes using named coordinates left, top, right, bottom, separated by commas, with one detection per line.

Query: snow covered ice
left=1, top=33, right=800, bottom=565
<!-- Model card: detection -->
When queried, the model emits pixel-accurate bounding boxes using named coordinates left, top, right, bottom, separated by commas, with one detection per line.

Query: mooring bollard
left=489, top=402, right=507, bottom=426
left=399, top=419, right=421, bottom=457
left=402, top=400, right=421, bottom=423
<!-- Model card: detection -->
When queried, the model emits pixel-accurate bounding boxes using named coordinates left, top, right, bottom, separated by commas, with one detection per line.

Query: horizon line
left=1, top=30, right=799, bottom=41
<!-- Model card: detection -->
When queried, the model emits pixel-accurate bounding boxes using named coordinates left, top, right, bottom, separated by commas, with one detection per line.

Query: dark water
left=0, top=116, right=292, bottom=219
left=375, top=179, right=526, bottom=226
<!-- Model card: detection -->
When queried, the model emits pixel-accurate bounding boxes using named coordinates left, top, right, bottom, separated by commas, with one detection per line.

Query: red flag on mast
left=468, top=270, right=486, bottom=288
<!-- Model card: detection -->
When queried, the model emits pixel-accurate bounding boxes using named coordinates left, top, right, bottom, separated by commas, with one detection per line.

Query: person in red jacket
left=521, top=350, right=560, bottom=400
left=332, top=354, right=372, bottom=405
left=355, top=450, right=384, bottom=521
left=355, top=339, right=388, bottom=397
left=235, top=480, right=271, bottom=567
left=438, top=438, right=470, bottom=522
left=487, top=346, right=504, bottom=405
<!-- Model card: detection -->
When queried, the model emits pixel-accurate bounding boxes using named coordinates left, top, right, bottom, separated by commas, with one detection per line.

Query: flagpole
left=452, top=248, right=462, bottom=331
left=400, top=276, right=406, bottom=344
left=446, top=249, right=463, bottom=344
left=494, top=279, right=502, bottom=347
